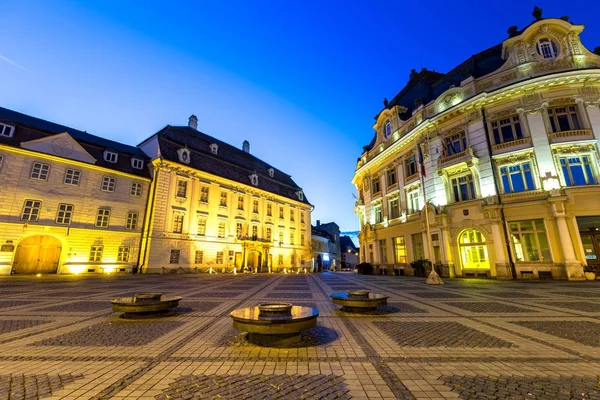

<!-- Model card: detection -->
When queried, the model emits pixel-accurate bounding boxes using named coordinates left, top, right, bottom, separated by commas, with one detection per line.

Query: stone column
left=440, top=226, right=455, bottom=277
left=490, top=222, right=511, bottom=280
left=585, top=101, right=600, bottom=140
left=550, top=199, right=584, bottom=281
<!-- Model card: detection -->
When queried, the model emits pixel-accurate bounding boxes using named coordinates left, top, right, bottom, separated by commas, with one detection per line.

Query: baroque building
left=352, top=13, right=600, bottom=280
left=0, top=107, right=150, bottom=275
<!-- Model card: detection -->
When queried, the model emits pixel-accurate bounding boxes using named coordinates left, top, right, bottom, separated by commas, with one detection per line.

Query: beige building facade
left=352, top=16, right=600, bottom=280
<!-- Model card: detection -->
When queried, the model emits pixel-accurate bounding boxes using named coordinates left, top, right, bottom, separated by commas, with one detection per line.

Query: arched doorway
left=247, top=251, right=262, bottom=269
left=458, top=229, right=490, bottom=272
left=13, top=235, right=62, bottom=274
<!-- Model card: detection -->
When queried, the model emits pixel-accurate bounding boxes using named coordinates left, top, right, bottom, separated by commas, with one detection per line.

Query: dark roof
left=155, top=125, right=311, bottom=205
left=312, top=226, right=333, bottom=241
left=0, top=106, right=150, bottom=178
left=340, top=235, right=358, bottom=252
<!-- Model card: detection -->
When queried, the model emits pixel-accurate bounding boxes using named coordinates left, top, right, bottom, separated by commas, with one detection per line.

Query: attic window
left=210, top=143, right=218, bottom=154
left=0, top=123, right=15, bottom=138
left=537, top=38, right=559, bottom=60
left=249, top=173, right=258, bottom=186
left=104, top=150, right=118, bottom=163
left=268, top=168, right=274, bottom=177
left=177, top=148, right=190, bottom=164
left=296, top=190, right=304, bottom=201
left=131, top=158, right=144, bottom=169
left=384, top=120, right=392, bottom=138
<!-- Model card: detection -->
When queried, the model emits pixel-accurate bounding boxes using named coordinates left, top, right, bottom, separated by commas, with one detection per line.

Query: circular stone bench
left=330, top=290, right=388, bottom=312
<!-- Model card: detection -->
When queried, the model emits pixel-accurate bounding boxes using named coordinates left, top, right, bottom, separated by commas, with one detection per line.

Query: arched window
left=536, top=38, right=559, bottom=60
left=384, top=120, right=392, bottom=138
left=458, top=229, right=490, bottom=270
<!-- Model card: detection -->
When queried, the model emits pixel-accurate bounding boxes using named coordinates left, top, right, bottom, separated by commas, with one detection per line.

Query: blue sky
left=2, top=1, right=599, bottom=232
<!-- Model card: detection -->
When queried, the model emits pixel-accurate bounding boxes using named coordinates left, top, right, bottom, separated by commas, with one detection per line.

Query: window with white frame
left=200, top=186, right=209, bottom=203
left=21, top=199, right=42, bottom=221
left=131, top=158, right=144, bottom=169
left=373, top=204, right=382, bottom=224
left=443, top=131, right=467, bottom=156
left=217, top=221, right=226, bottom=238
left=536, top=38, right=559, bottom=60
left=389, top=198, right=400, bottom=219
left=130, top=182, right=142, bottom=197
left=384, top=119, right=392, bottom=138
left=237, top=195, right=244, bottom=210
left=491, top=116, right=523, bottom=145
left=101, top=177, right=116, bottom=192
left=560, top=155, right=596, bottom=186
left=279, top=206, right=284, bottom=219
left=30, top=162, right=50, bottom=181
left=125, top=212, right=138, bottom=230
left=195, top=250, right=203, bottom=264
left=406, top=187, right=421, bottom=214
left=279, top=230, right=284, bottom=244
left=56, top=203, right=73, bottom=224
left=547, top=106, right=581, bottom=133
left=216, top=251, right=224, bottom=264
left=104, top=150, right=118, bottom=163
left=252, top=225, right=258, bottom=240
left=300, top=211, right=305, bottom=224
left=89, top=245, right=103, bottom=262
left=394, top=236, right=407, bottom=263
left=64, top=169, right=81, bottom=185
left=290, top=231, right=295, bottom=245
left=0, top=123, right=15, bottom=137
left=172, top=213, right=184, bottom=233
left=219, top=191, right=227, bottom=207
left=117, top=246, right=130, bottom=262
left=236, top=222, right=243, bottom=238
left=500, top=162, right=536, bottom=193
left=509, top=219, right=551, bottom=262
left=386, top=168, right=396, bottom=186
left=267, top=203, right=272, bottom=216
left=451, top=174, right=476, bottom=202
left=176, top=180, right=187, bottom=198
left=198, top=216, right=207, bottom=236
left=170, top=249, right=180, bottom=264
left=95, top=208, right=110, bottom=228
left=253, top=199, right=259, bottom=214
left=405, top=155, right=417, bottom=177
left=290, top=209, right=294, bottom=222
left=266, top=227, right=272, bottom=241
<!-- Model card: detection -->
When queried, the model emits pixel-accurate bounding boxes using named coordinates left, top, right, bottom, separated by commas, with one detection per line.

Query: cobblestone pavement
left=1, top=274, right=600, bottom=399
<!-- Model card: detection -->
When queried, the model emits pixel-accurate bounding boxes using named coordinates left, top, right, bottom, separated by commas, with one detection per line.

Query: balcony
left=491, top=137, right=533, bottom=156
left=548, top=129, right=594, bottom=145
left=437, top=147, right=477, bottom=170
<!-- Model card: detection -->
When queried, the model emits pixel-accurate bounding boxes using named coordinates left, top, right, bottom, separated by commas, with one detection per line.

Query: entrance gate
left=12, top=235, right=62, bottom=274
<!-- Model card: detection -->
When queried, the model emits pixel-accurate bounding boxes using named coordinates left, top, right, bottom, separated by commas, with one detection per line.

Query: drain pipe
left=481, top=108, right=517, bottom=280
left=137, top=163, right=160, bottom=274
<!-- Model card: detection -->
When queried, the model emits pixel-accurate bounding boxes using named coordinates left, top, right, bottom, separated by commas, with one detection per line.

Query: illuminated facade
left=352, top=14, right=600, bottom=280
left=138, top=116, right=312, bottom=273
left=0, top=107, right=150, bottom=275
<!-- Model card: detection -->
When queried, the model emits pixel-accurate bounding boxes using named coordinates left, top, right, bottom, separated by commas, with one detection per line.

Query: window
left=130, top=182, right=142, bottom=197
left=216, top=251, right=224, bottom=264
left=278, top=254, right=283, bottom=265
left=176, top=180, right=187, bottom=198
left=200, top=186, right=209, bottom=203
left=249, top=174, right=258, bottom=186
left=443, top=131, right=467, bottom=156
left=220, top=191, right=227, bottom=207
left=237, top=195, right=244, bottom=210
left=500, top=162, right=535, bottom=193
left=290, top=232, right=295, bottom=245
left=412, top=233, right=424, bottom=260
left=290, top=209, right=295, bottom=222
left=491, top=116, right=523, bottom=145
left=195, top=250, right=204, bottom=264
left=252, top=225, right=258, bottom=240
left=218, top=221, right=226, bottom=238
left=536, top=38, right=559, bottom=60
left=267, top=203, right=272, bottom=216
left=509, top=220, right=551, bottom=262
left=95, top=208, right=110, bottom=228
left=406, top=187, right=421, bottom=214
left=451, top=174, right=476, bottom=202
left=266, top=227, right=272, bottom=241
left=374, top=204, right=382, bottom=224
left=198, top=216, right=207, bottom=236
left=379, top=239, right=387, bottom=263
left=547, top=106, right=581, bottom=133
left=172, top=213, right=184, bottom=233
left=279, top=206, right=284, bottom=219
left=372, top=176, right=381, bottom=193
left=117, top=246, right=130, bottom=262
left=30, top=162, right=50, bottom=181
left=384, top=119, right=392, bottom=138
left=89, top=246, right=103, bottom=262
left=104, top=150, right=118, bottom=163
left=300, top=233, right=305, bottom=246
left=21, top=200, right=41, bottom=221
left=210, top=143, right=218, bottom=154
left=405, top=155, right=417, bottom=177
left=560, top=156, right=596, bottom=186
left=0, top=123, right=14, bottom=137
left=56, top=204, right=73, bottom=224
left=102, top=177, right=116, bottom=192
left=126, top=212, right=138, bottom=230
left=170, top=249, right=180, bottom=264
left=459, top=229, right=490, bottom=269
left=236, top=222, right=243, bottom=238
left=253, top=199, right=259, bottom=214
left=386, top=168, right=397, bottom=186
left=300, top=212, right=305, bottom=224
left=268, top=168, right=274, bottom=177
left=64, top=169, right=81, bottom=185
left=279, top=230, right=284, bottom=244
left=394, top=236, right=407, bottom=263
left=389, top=198, right=399, bottom=219
left=131, top=158, right=144, bottom=169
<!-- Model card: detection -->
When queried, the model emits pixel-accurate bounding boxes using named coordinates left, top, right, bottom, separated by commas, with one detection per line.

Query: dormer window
left=131, top=158, right=144, bottom=169
left=0, top=123, right=15, bottom=138
left=210, top=143, right=218, bottom=154
left=296, top=190, right=304, bottom=201
left=536, top=38, right=559, bottom=60
left=268, top=168, right=274, bottom=177
left=177, top=147, right=190, bottom=164
left=384, top=120, right=392, bottom=138
left=249, top=173, right=258, bottom=186
left=104, top=150, right=118, bottom=163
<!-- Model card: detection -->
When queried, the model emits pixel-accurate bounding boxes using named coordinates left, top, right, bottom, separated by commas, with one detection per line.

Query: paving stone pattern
left=34, top=301, right=111, bottom=312
left=405, top=291, right=469, bottom=298
left=536, top=301, right=600, bottom=312
left=512, top=320, right=600, bottom=347
left=443, top=301, right=535, bottom=313
left=0, top=373, right=84, bottom=399
left=0, top=319, right=51, bottom=334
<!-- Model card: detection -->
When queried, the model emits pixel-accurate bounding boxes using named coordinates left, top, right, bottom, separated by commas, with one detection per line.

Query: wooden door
left=13, top=236, right=61, bottom=274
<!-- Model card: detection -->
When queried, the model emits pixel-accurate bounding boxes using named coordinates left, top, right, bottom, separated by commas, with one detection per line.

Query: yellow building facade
left=352, top=17, right=600, bottom=280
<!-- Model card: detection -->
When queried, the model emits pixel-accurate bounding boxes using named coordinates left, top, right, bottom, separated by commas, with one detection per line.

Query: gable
left=20, top=132, right=97, bottom=164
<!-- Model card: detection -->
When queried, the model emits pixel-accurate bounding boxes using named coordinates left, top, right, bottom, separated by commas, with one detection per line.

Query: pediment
left=21, top=132, right=97, bottom=164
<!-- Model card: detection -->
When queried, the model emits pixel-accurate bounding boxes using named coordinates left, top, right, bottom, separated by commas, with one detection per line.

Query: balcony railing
left=491, top=137, right=532, bottom=154
left=549, top=129, right=594, bottom=144
left=437, top=147, right=476, bottom=169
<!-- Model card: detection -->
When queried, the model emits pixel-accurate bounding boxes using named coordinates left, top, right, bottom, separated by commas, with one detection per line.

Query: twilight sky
left=1, top=1, right=599, bottom=232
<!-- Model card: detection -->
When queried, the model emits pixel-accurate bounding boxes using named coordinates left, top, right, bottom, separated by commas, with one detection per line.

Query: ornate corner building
left=352, top=14, right=600, bottom=280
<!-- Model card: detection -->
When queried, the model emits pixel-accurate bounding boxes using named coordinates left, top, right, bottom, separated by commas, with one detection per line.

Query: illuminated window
left=104, top=150, right=118, bottom=163
left=195, top=250, right=203, bottom=264
left=200, top=186, right=209, bottom=203
left=170, top=249, right=180, bottom=264
left=125, top=212, right=138, bottom=230
left=536, top=38, right=559, bottom=60
left=117, top=246, right=130, bottom=262
left=95, top=208, right=110, bottom=228
left=412, top=233, right=424, bottom=260
left=509, top=220, right=551, bottom=262
left=253, top=199, right=259, bottom=214
left=458, top=229, right=490, bottom=270
left=102, top=177, right=116, bottom=192
left=491, top=116, right=523, bottom=145
left=373, top=204, right=382, bottom=223
left=394, top=236, right=406, bottom=263
left=290, top=209, right=295, bottom=222
left=279, top=230, right=284, bottom=244
left=384, top=119, right=392, bottom=138
left=279, top=206, right=284, bottom=219
left=300, top=233, right=304, bottom=246
left=389, top=198, right=399, bottom=219
left=131, top=158, right=143, bottom=169
left=130, top=182, right=142, bottom=197
left=64, top=169, right=80, bottom=185
left=176, top=180, right=187, bottom=198
left=197, top=216, right=207, bottom=236
left=451, top=174, right=476, bottom=202
left=500, top=162, right=535, bottom=193
left=300, top=212, right=305, bottom=224
left=172, top=213, right=184, bottom=233
left=220, top=191, right=227, bottom=207
left=406, top=187, right=421, bottom=214
left=405, top=155, right=417, bottom=177
left=56, top=204, right=73, bottom=225
left=560, top=155, right=596, bottom=186
left=0, top=123, right=14, bottom=137
left=443, top=131, right=467, bottom=156
left=386, top=168, right=396, bottom=186
left=30, top=162, right=50, bottom=181
left=267, top=203, right=272, bottom=216
left=237, top=195, right=244, bottom=210
left=236, top=222, right=243, bottom=238
left=266, top=227, right=272, bottom=241
left=548, top=106, right=580, bottom=133
left=216, top=251, right=224, bottom=264
left=252, top=225, right=258, bottom=240
left=218, top=221, right=226, bottom=238
left=278, top=255, right=283, bottom=265
left=372, top=176, right=381, bottom=193
left=379, top=239, right=387, bottom=263
left=290, top=232, right=295, bottom=245
left=21, top=200, right=42, bottom=221
left=89, top=245, right=103, bottom=262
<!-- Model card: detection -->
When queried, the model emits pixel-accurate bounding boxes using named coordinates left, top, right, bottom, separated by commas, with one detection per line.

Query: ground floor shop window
left=509, top=219, right=551, bottom=262
left=458, top=229, right=489, bottom=269
left=394, top=236, right=406, bottom=263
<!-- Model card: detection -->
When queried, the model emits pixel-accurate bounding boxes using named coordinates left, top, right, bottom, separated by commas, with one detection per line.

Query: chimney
left=317, top=220, right=320, bottom=227
left=188, top=115, right=198, bottom=130
left=242, top=140, right=250, bottom=153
